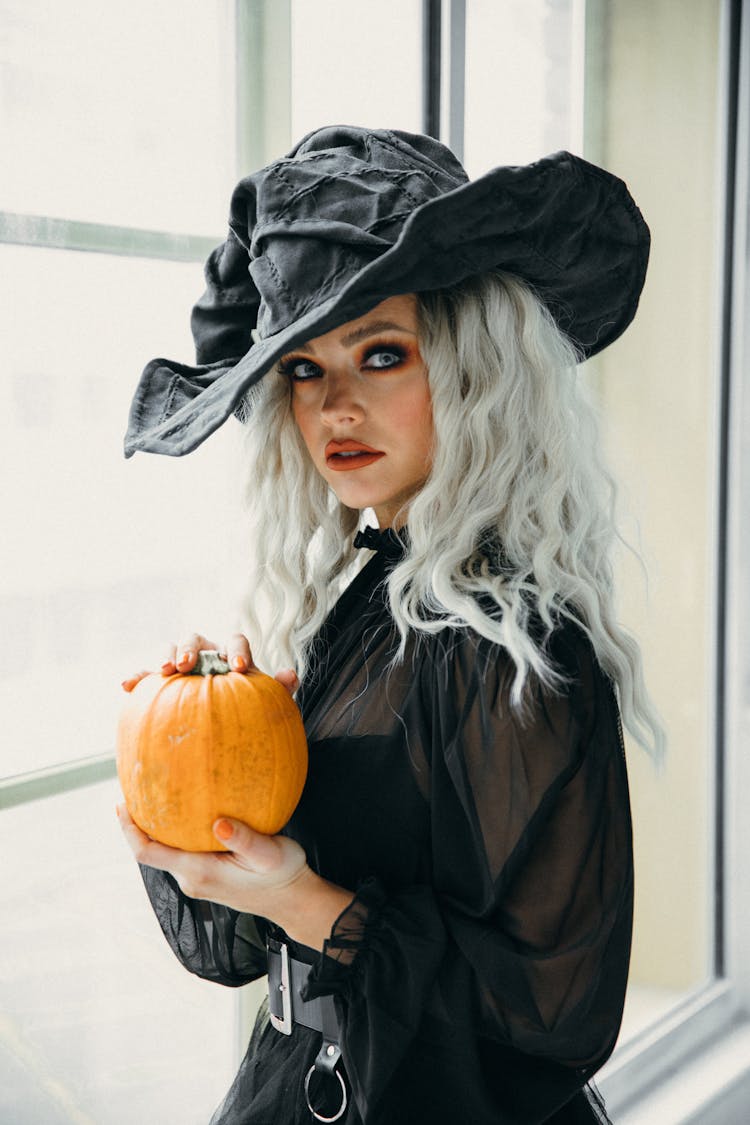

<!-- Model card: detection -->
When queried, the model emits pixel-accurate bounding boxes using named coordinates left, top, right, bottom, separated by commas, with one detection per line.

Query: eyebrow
left=288, top=319, right=417, bottom=355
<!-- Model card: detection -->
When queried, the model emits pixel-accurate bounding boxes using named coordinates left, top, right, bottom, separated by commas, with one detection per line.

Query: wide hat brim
left=124, top=145, right=649, bottom=458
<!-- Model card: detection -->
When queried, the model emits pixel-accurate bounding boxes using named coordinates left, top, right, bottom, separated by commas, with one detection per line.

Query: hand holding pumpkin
left=118, top=804, right=354, bottom=948
left=120, top=631, right=299, bottom=695
left=118, top=803, right=309, bottom=900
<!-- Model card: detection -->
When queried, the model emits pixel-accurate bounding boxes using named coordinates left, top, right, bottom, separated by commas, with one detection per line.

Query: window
left=1, top=2, right=242, bottom=1119
left=585, top=0, right=723, bottom=1039
left=4, top=1, right=749, bottom=1120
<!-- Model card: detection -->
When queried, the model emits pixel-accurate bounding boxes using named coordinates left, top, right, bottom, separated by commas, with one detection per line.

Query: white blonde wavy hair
left=237, top=272, right=664, bottom=759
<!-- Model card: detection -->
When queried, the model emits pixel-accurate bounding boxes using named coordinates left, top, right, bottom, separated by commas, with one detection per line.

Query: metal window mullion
left=713, top=0, right=744, bottom=984
left=423, top=0, right=442, bottom=139
left=0, top=211, right=219, bottom=262
left=0, top=754, right=117, bottom=810
left=446, top=0, right=466, bottom=162
left=235, top=0, right=291, bottom=178
left=724, top=0, right=750, bottom=1008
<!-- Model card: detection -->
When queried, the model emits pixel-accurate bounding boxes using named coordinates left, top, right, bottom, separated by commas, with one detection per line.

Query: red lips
left=325, top=439, right=385, bottom=471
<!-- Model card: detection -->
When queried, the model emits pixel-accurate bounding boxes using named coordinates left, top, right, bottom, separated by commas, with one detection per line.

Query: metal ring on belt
left=304, top=1059, right=348, bottom=1122
left=267, top=938, right=348, bottom=1122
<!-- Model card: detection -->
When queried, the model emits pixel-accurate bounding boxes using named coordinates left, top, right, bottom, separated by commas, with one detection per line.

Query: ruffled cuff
left=301, top=876, right=388, bottom=1001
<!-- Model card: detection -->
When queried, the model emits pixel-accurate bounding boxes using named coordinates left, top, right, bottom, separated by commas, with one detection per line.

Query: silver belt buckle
left=269, top=941, right=293, bottom=1035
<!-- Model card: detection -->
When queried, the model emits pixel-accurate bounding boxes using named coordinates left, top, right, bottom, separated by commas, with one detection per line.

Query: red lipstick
left=325, top=439, right=385, bottom=471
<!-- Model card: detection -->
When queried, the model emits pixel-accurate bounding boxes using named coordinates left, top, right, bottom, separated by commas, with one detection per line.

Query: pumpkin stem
left=189, top=651, right=232, bottom=676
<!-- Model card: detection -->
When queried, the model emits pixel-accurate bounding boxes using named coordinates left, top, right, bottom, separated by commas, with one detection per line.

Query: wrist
left=273, top=867, right=354, bottom=952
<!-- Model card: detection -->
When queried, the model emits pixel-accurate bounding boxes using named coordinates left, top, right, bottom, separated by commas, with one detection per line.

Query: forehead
left=301, top=294, right=419, bottom=353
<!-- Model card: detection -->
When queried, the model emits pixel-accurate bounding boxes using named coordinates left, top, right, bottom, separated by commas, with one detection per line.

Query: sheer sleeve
left=139, top=866, right=269, bottom=988
left=303, top=622, right=633, bottom=1122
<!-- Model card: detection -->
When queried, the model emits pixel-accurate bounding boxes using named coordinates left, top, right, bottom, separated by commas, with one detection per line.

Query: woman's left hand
left=118, top=806, right=308, bottom=914
left=117, top=807, right=354, bottom=948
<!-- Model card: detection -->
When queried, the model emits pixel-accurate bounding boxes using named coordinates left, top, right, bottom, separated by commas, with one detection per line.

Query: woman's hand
left=118, top=804, right=307, bottom=902
left=118, top=806, right=353, bottom=951
left=120, top=632, right=299, bottom=695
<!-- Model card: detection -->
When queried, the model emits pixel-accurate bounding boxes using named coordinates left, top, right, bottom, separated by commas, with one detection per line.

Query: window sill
left=599, top=981, right=750, bottom=1122
left=609, top=1017, right=750, bottom=1124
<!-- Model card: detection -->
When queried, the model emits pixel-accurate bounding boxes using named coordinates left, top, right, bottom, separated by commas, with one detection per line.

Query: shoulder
left=415, top=611, right=617, bottom=751
left=418, top=602, right=604, bottom=686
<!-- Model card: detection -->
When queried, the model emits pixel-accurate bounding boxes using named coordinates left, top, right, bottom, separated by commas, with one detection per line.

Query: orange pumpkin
left=116, top=652, right=308, bottom=851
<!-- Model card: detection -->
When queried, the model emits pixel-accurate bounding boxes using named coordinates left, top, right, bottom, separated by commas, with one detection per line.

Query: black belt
left=267, top=938, right=347, bottom=1123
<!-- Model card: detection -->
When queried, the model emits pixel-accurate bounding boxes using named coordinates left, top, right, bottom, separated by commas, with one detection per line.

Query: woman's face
left=279, top=294, right=433, bottom=528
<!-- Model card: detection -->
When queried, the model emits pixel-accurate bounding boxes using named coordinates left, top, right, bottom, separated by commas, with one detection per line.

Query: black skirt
left=209, top=997, right=613, bottom=1125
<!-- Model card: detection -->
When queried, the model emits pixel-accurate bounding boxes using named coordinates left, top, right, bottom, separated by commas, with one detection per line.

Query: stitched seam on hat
left=388, top=179, right=424, bottom=212
left=378, top=131, right=464, bottom=190
left=268, top=165, right=433, bottom=224
left=252, top=209, right=415, bottom=240
left=272, top=165, right=416, bottom=209
left=159, top=375, right=183, bottom=425
left=263, top=252, right=296, bottom=308
left=367, top=209, right=415, bottom=234
left=275, top=151, right=430, bottom=176
left=130, top=384, right=147, bottom=431
left=289, top=255, right=374, bottom=321
left=203, top=290, right=256, bottom=305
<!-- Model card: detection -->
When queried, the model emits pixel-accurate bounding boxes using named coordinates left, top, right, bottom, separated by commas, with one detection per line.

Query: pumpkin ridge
left=139, top=674, right=184, bottom=842
left=265, top=679, right=287, bottom=834
left=249, top=671, right=280, bottom=833
left=284, top=693, right=307, bottom=824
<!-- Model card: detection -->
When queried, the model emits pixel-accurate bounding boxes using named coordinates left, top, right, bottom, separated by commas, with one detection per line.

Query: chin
left=333, top=491, right=383, bottom=512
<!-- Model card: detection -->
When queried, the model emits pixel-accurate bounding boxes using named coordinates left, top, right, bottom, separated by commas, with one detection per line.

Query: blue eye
left=364, top=346, right=406, bottom=369
left=278, top=358, right=321, bottom=381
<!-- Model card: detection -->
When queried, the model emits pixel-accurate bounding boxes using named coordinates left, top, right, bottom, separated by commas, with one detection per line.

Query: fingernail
left=214, top=818, right=234, bottom=841
left=161, top=661, right=173, bottom=673
left=232, top=655, right=246, bottom=671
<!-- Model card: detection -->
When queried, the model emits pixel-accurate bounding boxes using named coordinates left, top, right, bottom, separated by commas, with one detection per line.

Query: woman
left=119, top=126, right=662, bottom=1124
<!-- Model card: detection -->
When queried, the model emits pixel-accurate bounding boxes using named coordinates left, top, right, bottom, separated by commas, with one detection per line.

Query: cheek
left=290, top=395, right=315, bottom=453
left=390, top=384, right=433, bottom=459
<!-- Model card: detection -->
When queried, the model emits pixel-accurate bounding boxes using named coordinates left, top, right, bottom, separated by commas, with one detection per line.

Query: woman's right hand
left=120, top=632, right=299, bottom=696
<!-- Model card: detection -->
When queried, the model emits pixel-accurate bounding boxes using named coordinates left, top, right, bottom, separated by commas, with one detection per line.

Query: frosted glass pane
left=0, top=780, right=241, bottom=1123
left=590, top=0, right=721, bottom=1018
left=463, top=0, right=585, bottom=176
left=0, top=0, right=236, bottom=233
left=0, top=244, right=249, bottom=776
left=290, top=0, right=422, bottom=139
left=583, top=0, right=722, bottom=1054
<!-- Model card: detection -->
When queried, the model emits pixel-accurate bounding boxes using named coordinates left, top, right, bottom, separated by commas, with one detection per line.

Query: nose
left=320, top=370, right=364, bottom=425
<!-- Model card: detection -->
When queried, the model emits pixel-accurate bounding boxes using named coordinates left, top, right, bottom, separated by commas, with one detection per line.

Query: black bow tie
left=353, top=526, right=408, bottom=557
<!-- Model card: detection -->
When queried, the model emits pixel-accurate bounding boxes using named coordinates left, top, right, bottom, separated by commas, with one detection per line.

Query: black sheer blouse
left=139, top=530, right=633, bottom=1125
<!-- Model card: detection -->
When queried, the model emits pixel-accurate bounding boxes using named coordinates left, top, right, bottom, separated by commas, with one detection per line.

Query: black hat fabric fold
left=124, top=126, right=649, bottom=458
